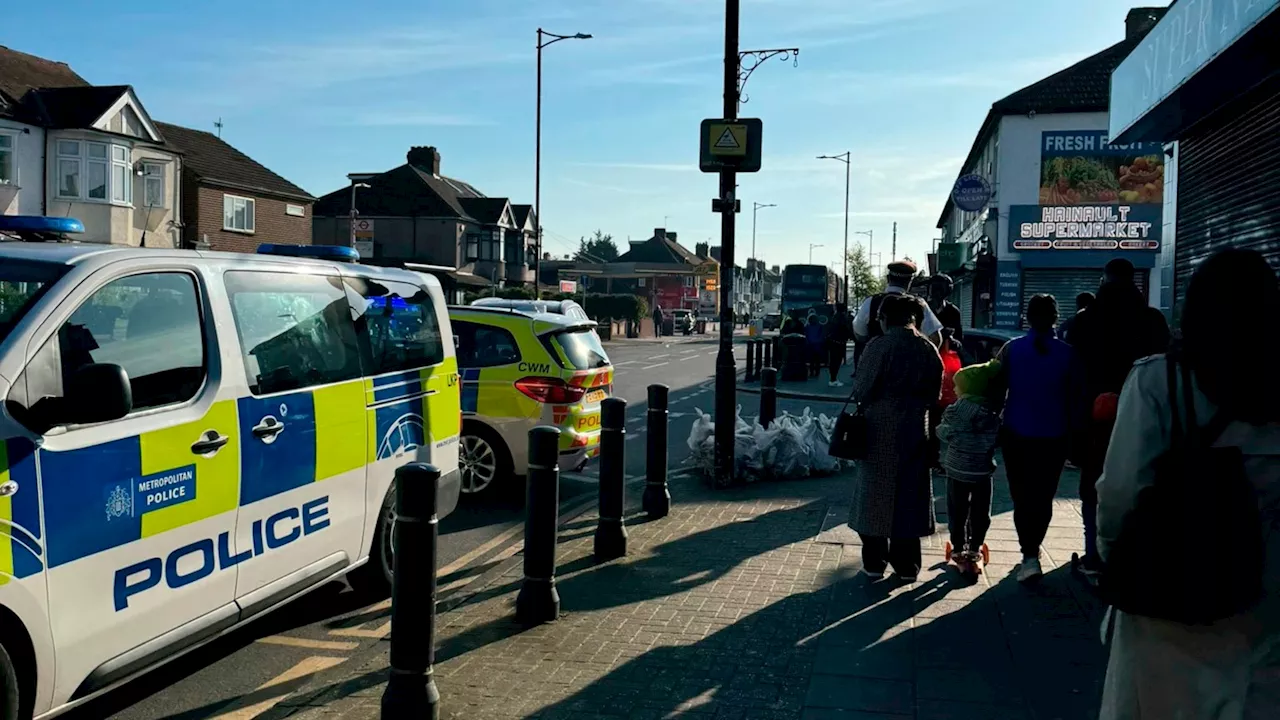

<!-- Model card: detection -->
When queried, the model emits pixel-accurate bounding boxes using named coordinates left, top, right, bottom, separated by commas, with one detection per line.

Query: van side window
left=59, top=272, right=205, bottom=412
left=346, top=277, right=444, bottom=374
left=453, top=320, right=520, bottom=368
left=224, top=271, right=362, bottom=395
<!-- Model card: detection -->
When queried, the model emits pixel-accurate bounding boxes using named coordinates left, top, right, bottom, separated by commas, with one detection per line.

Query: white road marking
left=642, top=362, right=669, bottom=370
left=256, top=636, right=360, bottom=652
left=651, top=354, right=671, bottom=359
left=211, top=655, right=346, bottom=720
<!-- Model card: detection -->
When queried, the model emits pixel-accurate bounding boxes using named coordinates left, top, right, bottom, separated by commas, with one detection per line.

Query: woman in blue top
left=996, top=294, right=1085, bottom=583
left=805, top=312, right=826, bottom=378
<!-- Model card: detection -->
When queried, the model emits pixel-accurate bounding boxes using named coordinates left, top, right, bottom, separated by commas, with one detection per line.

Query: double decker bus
left=780, top=264, right=839, bottom=314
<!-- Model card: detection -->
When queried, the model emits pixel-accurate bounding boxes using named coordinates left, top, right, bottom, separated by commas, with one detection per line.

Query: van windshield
left=552, top=328, right=610, bottom=370
left=0, top=260, right=67, bottom=348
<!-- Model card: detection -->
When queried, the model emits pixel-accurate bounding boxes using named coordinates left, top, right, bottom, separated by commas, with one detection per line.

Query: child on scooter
left=936, top=359, right=1004, bottom=575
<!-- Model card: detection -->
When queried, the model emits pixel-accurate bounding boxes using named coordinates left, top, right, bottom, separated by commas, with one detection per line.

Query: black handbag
left=828, top=390, right=870, bottom=461
left=1100, top=355, right=1263, bottom=624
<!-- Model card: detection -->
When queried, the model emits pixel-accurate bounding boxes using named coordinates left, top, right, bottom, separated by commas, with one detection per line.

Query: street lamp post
left=535, top=29, right=592, bottom=295
left=809, top=243, right=824, bottom=264
left=751, top=202, right=775, bottom=317
left=817, top=152, right=850, bottom=303
left=854, top=229, right=874, bottom=277
left=348, top=181, right=371, bottom=249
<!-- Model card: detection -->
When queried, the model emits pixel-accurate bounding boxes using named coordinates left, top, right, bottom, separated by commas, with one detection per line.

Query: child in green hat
left=936, top=359, right=1004, bottom=575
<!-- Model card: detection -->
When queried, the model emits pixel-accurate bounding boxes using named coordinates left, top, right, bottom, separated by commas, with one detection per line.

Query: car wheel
left=459, top=422, right=513, bottom=498
left=0, top=641, right=20, bottom=720
left=347, top=487, right=395, bottom=597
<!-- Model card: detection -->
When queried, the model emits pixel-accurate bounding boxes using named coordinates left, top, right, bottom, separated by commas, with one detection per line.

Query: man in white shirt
left=853, top=259, right=943, bottom=348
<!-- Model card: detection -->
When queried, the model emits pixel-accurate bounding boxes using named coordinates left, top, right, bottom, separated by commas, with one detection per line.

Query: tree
left=843, top=244, right=885, bottom=302
left=575, top=230, right=619, bottom=263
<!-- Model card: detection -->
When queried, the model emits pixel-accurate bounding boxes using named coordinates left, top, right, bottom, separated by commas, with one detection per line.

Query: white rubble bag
left=687, top=406, right=851, bottom=479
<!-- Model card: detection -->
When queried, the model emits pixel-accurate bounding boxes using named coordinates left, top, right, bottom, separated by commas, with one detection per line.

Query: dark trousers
left=946, top=476, right=993, bottom=551
left=1002, top=432, right=1069, bottom=558
left=859, top=535, right=922, bottom=577
left=808, top=345, right=824, bottom=377
left=827, top=343, right=845, bottom=381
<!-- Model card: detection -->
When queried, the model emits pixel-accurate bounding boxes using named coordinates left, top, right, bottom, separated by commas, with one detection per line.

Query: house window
left=143, top=163, right=165, bottom=207
left=56, top=141, right=80, bottom=198
left=86, top=143, right=108, bottom=200
left=110, top=146, right=131, bottom=204
left=285, top=203, right=305, bottom=217
left=464, top=233, right=481, bottom=261
left=0, top=133, right=14, bottom=185
left=223, top=194, right=255, bottom=232
left=465, top=232, right=500, bottom=262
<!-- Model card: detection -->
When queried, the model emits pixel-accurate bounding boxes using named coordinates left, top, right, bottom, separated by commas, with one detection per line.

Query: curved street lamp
left=535, top=29, right=592, bottom=294
left=817, top=152, right=850, bottom=302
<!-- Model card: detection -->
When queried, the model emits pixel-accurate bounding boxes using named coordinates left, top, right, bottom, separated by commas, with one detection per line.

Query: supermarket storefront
left=1109, top=0, right=1280, bottom=313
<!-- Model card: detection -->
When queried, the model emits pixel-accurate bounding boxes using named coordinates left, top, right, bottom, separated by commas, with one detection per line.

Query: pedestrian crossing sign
left=699, top=118, right=763, bottom=173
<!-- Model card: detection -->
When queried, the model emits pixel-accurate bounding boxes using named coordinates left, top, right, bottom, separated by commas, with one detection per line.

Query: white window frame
left=0, top=131, right=15, bottom=186
left=223, top=194, right=256, bottom=233
left=54, top=138, right=134, bottom=204
left=285, top=203, right=305, bottom=217
left=142, top=162, right=165, bottom=208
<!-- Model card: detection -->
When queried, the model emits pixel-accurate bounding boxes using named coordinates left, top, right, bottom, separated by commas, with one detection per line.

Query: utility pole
left=713, top=0, right=740, bottom=488
left=891, top=221, right=897, bottom=262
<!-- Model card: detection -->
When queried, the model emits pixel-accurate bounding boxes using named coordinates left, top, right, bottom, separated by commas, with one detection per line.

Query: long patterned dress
left=846, top=326, right=943, bottom=538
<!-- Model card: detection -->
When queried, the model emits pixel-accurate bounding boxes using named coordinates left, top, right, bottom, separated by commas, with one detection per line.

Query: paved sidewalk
left=270, top=467, right=1106, bottom=720
left=739, top=350, right=854, bottom=402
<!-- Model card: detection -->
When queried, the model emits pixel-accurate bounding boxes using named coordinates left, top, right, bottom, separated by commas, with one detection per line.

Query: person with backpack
left=852, top=260, right=943, bottom=370
left=1066, top=258, right=1170, bottom=579
left=1096, top=249, right=1280, bottom=719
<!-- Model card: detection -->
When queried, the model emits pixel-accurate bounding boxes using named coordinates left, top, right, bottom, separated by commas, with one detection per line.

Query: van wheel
left=459, top=422, right=513, bottom=498
left=0, top=641, right=20, bottom=720
left=347, top=488, right=394, bottom=598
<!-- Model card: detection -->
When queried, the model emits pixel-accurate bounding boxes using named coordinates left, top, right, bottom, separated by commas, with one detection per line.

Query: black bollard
left=642, top=384, right=671, bottom=519
left=745, top=338, right=757, bottom=383
left=760, top=367, right=778, bottom=428
left=380, top=463, right=441, bottom=720
left=754, top=339, right=765, bottom=381
left=516, top=427, right=561, bottom=625
left=595, top=398, right=629, bottom=560
left=763, top=337, right=774, bottom=371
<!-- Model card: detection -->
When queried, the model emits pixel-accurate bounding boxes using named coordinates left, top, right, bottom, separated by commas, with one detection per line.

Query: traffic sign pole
left=713, top=0, right=740, bottom=489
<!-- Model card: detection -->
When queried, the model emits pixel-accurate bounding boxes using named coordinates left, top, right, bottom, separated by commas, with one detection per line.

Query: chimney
left=1125, top=7, right=1165, bottom=40
left=667, top=232, right=678, bottom=243
left=407, top=146, right=442, bottom=176
left=654, top=227, right=666, bottom=240
left=695, top=242, right=709, bottom=259
left=772, top=265, right=780, bottom=274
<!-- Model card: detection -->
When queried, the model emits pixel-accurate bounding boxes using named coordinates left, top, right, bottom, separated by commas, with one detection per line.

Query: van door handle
left=252, top=416, right=285, bottom=442
left=191, top=431, right=230, bottom=455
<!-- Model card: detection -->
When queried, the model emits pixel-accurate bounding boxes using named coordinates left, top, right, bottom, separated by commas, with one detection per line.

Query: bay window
left=223, top=194, right=255, bottom=232
left=54, top=139, right=137, bottom=204
left=86, top=143, right=108, bottom=200
left=111, top=146, right=131, bottom=204
left=56, top=140, right=80, bottom=199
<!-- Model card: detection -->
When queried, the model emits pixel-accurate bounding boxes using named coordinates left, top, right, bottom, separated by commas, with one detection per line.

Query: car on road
left=0, top=240, right=462, bottom=720
left=470, top=297, right=589, bottom=321
left=449, top=305, right=612, bottom=498
left=957, top=327, right=1020, bottom=365
left=669, top=308, right=694, bottom=335
left=763, top=313, right=783, bottom=331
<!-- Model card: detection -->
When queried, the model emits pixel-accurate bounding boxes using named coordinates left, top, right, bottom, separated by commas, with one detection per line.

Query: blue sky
left=11, top=0, right=1141, bottom=270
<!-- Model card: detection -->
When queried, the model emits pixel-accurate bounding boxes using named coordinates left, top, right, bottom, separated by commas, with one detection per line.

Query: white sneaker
left=829, top=380, right=844, bottom=388
left=1016, top=556, right=1043, bottom=583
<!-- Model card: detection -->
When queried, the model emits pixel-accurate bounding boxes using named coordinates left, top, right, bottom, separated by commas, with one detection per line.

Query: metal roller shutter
left=955, top=278, right=973, bottom=328
left=1021, top=268, right=1148, bottom=324
left=1175, top=80, right=1280, bottom=306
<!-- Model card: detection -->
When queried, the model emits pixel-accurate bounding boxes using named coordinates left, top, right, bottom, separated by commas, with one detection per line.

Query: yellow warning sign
left=708, top=123, right=747, bottom=157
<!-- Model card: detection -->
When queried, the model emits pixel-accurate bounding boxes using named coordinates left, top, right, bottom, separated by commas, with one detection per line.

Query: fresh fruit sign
left=1010, top=130, right=1164, bottom=252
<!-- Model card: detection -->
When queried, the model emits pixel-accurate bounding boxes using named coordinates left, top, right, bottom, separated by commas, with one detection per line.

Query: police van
left=0, top=240, right=461, bottom=719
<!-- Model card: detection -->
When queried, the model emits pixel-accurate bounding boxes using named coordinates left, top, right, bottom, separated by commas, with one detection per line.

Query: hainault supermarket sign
left=1008, top=204, right=1162, bottom=251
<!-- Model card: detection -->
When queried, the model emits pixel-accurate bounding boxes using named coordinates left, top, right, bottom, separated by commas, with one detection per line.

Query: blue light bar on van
left=257, top=244, right=361, bottom=263
left=0, top=216, right=86, bottom=234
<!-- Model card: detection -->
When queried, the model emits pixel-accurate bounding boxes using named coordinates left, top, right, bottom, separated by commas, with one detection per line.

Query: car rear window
left=551, top=328, right=610, bottom=370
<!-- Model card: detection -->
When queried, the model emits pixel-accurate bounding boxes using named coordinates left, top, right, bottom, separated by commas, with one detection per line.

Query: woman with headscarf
left=846, top=294, right=943, bottom=581
left=1097, top=249, right=1280, bottom=719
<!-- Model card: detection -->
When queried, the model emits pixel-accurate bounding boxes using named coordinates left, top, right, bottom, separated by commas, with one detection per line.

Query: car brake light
left=514, top=376, right=586, bottom=404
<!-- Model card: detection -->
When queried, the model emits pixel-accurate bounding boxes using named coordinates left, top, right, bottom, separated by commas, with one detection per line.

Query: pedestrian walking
left=1067, top=258, right=1169, bottom=579
left=652, top=304, right=665, bottom=338
left=826, top=305, right=851, bottom=388
left=996, top=294, right=1086, bottom=583
left=846, top=294, right=943, bottom=582
left=1057, top=291, right=1093, bottom=345
left=805, top=312, right=825, bottom=378
left=927, top=273, right=964, bottom=342
left=852, top=260, right=944, bottom=370
left=936, top=360, right=1003, bottom=576
left=1097, top=249, right=1280, bottom=720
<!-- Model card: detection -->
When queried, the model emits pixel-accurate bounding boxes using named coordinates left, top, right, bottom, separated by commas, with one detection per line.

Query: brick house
left=156, top=121, right=313, bottom=253
left=311, top=146, right=536, bottom=286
